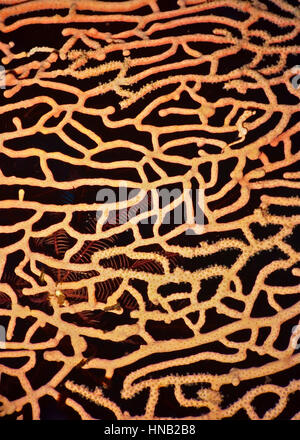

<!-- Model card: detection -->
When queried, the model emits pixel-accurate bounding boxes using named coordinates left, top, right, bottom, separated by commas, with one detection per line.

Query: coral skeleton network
left=0, top=0, right=299, bottom=421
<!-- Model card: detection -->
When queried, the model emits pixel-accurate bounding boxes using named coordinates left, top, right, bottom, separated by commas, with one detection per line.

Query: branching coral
left=0, top=0, right=299, bottom=420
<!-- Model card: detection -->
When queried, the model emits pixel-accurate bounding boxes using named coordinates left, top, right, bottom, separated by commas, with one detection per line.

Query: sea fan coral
left=0, top=0, right=299, bottom=420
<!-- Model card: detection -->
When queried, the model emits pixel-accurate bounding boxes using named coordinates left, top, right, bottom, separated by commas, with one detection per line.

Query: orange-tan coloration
left=0, top=0, right=299, bottom=420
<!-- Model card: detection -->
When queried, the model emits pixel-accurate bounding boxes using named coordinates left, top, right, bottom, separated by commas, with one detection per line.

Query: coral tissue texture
left=0, top=0, right=299, bottom=420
